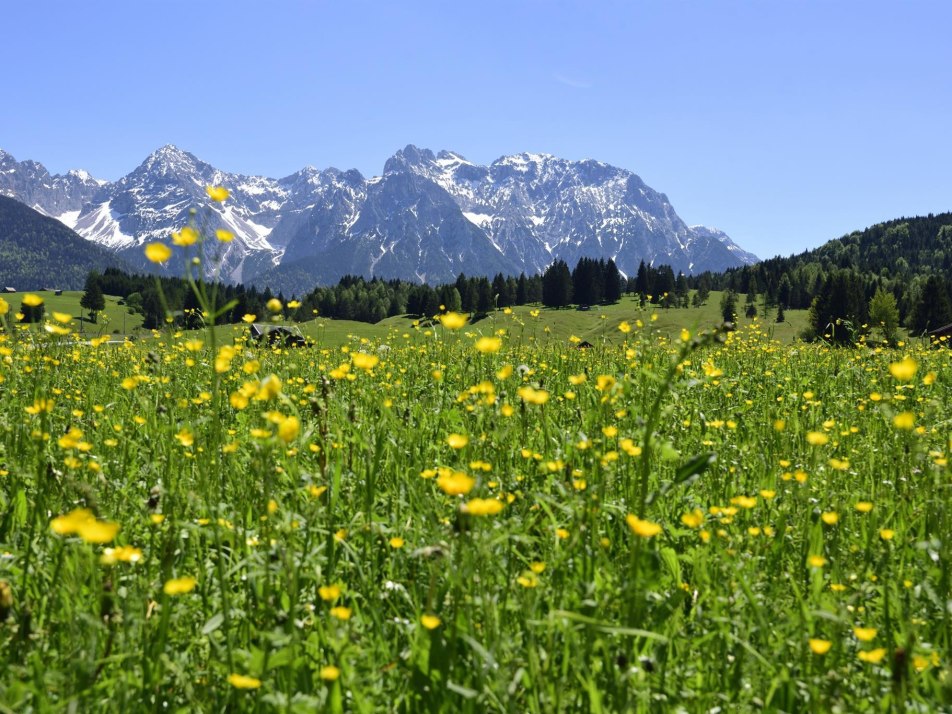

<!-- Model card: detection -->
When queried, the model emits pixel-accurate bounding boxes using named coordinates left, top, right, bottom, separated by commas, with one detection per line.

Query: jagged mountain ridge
left=0, top=145, right=757, bottom=293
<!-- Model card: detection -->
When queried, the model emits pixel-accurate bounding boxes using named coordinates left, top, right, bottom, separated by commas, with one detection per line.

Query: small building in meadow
left=249, top=323, right=307, bottom=348
left=3, top=287, right=15, bottom=293
left=928, top=323, right=952, bottom=343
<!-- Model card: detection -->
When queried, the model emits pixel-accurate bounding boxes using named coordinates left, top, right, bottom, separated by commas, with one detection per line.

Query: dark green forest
left=687, top=212, right=952, bottom=341
left=0, top=195, right=127, bottom=289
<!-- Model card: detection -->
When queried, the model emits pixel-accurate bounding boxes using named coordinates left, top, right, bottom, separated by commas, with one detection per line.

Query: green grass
left=2, top=290, right=144, bottom=336
left=0, top=303, right=949, bottom=712
left=3, top=288, right=813, bottom=348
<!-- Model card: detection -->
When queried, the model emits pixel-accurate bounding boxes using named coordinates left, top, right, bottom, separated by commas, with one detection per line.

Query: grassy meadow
left=1, top=290, right=145, bottom=337
left=0, top=285, right=950, bottom=712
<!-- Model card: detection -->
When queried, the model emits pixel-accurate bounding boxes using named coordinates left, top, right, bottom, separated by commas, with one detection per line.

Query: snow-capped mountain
left=0, top=145, right=757, bottom=292
left=0, top=149, right=105, bottom=227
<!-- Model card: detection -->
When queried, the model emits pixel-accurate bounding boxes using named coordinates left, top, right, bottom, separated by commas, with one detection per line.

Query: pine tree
left=603, top=259, right=622, bottom=303
left=908, top=275, right=952, bottom=334
left=80, top=272, right=106, bottom=324
left=720, top=290, right=738, bottom=324
left=542, top=260, right=573, bottom=308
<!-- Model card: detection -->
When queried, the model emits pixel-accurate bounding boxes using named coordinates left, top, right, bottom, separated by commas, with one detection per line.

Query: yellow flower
left=879, top=529, right=895, bottom=541
left=0, top=297, right=7, bottom=315
left=446, top=433, right=469, bottom=449
left=517, top=573, right=539, bottom=588
left=858, top=648, right=887, bottom=664
left=52, top=311, right=73, bottom=324
left=680, top=509, right=704, bottom=528
left=853, top=627, right=877, bottom=642
left=78, top=519, right=120, bottom=544
left=50, top=508, right=94, bottom=535
left=389, top=537, right=405, bottom=549
left=730, top=495, right=757, bottom=509
left=892, top=411, right=915, bottom=430
left=888, top=356, right=917, bottom=382
left=329, top=606, right=352, bottom=620
left=625, top=514, right=662, bottom=538
left=99, top=545, right=144, bottom=565
left=517, top=386, right=550, bottom=405
left=806, top=431, right=829, bottom=446
left=821, top=512, right=839, bottom=525
left=23, top=293, right=44, bottom=307
left=809, top=639, right=832, bottom=655
left=242, top=313, right=257, bottom=323
left=462, top=498, right=505, bottom=516
left=420, top=614, right=441, bottom=630
left=474, top=336, right=502, bottom=354
left=144, top=243, right=172, bottom=263
left=855, top=501, right=874, bottom=513
left=351, top=352, right=379, bottom=370
left=227, top=673, right=262, bottom=689
left=206, top=185, right=230, bottom=202
left=163, top=576, right=197, bottom=595
left=808, top=555, right=828, bottom=568
left=618, top=321, right=631, bottom=333
left=439, top=312, right=468, bottom=330
left=171, top=226, right=198, bottom=246
left=320, top=665, right=341, bottom=681
left=277, top=416, right=300, bottom=443
left=266, top=298, right=283, bottom=313
left=50, top=508, right=119, bottom=544
left=436, top=471, right=474, bottom=496
left=319, top=584, right=341, bottom=602
left=216, top=229, right=235, bottom=242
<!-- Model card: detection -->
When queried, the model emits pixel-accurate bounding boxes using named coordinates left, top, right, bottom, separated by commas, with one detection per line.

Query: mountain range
left=0, top=145, right=757, bottom=293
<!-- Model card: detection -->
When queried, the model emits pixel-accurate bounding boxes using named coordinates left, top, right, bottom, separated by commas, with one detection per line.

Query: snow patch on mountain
left=0, top=143, right=757, bottom=290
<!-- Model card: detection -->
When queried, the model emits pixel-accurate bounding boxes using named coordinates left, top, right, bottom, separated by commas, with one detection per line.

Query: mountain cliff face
left=0, top=145, right=757, bottom=293
left=0, top=149, right=104, bottom=225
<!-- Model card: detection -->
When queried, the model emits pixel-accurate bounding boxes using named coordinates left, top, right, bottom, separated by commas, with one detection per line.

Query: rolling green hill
left=2, top=289, right=144, bottom=335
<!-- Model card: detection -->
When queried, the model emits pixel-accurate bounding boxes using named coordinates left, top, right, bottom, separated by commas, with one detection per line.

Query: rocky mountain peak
left=0, top=144, right=758, bottom=294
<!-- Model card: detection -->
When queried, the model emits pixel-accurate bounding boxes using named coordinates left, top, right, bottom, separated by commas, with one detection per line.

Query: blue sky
left=2, top=0, right=950, bottom=260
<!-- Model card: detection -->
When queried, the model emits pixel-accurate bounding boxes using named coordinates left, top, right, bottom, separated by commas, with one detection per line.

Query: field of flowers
left=0, top=292, right=950, bottom=712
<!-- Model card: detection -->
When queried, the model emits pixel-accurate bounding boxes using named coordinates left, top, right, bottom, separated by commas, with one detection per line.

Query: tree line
left=73, top=211, right=952, bottom=345
left=693, top=213, right=952, bottom=343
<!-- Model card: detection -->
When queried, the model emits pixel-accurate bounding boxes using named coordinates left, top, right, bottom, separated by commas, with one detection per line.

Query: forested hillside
left=0, top=195, right=125, bottom=289
left=691, top=213, right=952, bottom=341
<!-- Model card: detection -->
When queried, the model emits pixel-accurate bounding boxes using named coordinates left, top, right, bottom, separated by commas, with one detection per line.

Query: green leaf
left=675, top=452, right=716, bottom=483
left=201, top=612, right=224, bottom=635
left=447, top=680, right=479, bottom=699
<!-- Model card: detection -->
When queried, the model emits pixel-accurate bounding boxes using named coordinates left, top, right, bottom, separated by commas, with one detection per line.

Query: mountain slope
left=259, top=145, right=757, bottom=291
left=0, top=149, right=104, bottom=227
left=0, top=145, right=757, bottom=293
left=0, top=195, right=127, bottom=290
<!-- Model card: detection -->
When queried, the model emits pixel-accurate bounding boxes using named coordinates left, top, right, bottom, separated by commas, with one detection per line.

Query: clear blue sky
left=3, top=0, right=950, bottom=260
